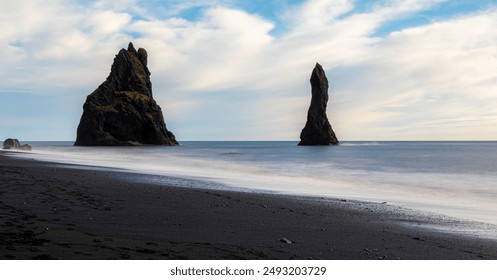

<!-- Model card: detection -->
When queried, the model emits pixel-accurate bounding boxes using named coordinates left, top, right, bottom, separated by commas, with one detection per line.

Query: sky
left=1, top=0, right=497, bottom=141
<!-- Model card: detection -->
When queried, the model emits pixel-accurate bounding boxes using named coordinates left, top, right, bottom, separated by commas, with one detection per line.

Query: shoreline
left=9, top=141, right=497, bottom=227
left=1, top=152, right=497, bottom=259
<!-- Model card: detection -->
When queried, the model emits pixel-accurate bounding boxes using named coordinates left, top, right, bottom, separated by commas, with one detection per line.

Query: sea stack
left=3, top=138, right=32, bottom=151
left=75, top=43, right=177, bottom=146
left=298, top=63, right=339, bottom=146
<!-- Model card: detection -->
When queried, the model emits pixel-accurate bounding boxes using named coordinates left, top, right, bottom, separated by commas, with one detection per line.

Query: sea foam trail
left=7, top=141, right=497, bottom=228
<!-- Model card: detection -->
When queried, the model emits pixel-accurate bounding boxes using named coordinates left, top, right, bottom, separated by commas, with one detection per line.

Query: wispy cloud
left=1, top=0, right=497, bottom=140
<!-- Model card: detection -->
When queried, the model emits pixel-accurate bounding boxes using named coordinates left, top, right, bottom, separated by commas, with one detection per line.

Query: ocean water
left=7, top=141, right=497, bottom=227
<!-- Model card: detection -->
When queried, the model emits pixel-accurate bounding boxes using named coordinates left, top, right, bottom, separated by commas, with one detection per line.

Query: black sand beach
left=1, top=152, right=497, bottom=260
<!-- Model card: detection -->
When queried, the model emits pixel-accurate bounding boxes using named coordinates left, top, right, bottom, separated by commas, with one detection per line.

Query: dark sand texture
left=1, top=153, right=497, bottom=260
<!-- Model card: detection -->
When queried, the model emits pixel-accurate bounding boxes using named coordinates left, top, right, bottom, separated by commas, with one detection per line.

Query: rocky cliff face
left=299, top=63, right=339, bottom=146
left=75, top=43, right=177, bottom=146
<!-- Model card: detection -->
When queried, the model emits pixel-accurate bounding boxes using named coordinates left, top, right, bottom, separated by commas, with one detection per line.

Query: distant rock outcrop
left=74, top=43, right=178, bottom=146
left=298, top=63, right=339, bottom=146
left=3, top=138, right=32, bottom=151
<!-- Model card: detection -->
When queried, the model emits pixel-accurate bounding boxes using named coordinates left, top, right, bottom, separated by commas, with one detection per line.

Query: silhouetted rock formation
left=75, top=43, right=177, bottom=146
left=3, top=138, right=32, bottom=151
left=299, top=63, right=339, bottom=146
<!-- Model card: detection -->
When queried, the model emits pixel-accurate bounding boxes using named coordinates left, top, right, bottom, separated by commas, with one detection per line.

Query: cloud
left=1, top=0, right=497, bottom=140
left=130, top=6, right=275, bottom=92
left=0, top=1, right=135, bottom=93
left=286, top=0, right=354, bottom=29
left=330, top=9, right=497, bottom=140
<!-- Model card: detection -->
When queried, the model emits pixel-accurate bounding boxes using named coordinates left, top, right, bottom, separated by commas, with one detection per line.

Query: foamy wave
left=8, top=141, right=497, bottom=228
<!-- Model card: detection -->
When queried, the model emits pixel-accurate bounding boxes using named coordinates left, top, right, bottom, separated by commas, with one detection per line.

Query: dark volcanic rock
left=19, top=144, right=32, bottom=151
left=3, top=138, right=32, bottom=151
left=75, top=43, right=177, bottom=146
left=3, top=138, right=20, bottom=149
left=298, top=63, right=339, bottom=146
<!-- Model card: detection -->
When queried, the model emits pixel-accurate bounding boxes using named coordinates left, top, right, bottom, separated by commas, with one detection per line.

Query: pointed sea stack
left=298, top=63, right=339, bottom=146
left=75, top=43, right=177, bottom=146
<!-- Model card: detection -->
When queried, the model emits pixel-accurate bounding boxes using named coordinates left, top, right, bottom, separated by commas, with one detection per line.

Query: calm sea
left=8, top=141, right=497, bottom=227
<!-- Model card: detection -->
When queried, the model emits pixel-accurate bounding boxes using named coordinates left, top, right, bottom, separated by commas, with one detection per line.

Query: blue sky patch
left=373, top=0, right=496, bottom=37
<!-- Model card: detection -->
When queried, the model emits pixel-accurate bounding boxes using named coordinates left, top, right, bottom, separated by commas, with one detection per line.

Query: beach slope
left=1, top=153, right=496, bottom=260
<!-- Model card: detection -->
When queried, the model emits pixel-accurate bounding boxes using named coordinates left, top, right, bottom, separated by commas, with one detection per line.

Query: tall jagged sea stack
left=299, top=63, right=339, bottom=146
left=75, top=43, right=177, bottom=146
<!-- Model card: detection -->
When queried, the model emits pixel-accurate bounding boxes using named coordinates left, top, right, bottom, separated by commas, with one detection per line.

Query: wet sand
left=1, top=152, right=497, bottom=260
